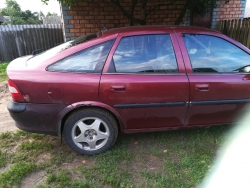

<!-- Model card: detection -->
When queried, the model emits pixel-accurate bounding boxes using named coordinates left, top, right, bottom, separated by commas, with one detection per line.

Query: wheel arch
left=57, top=101, right=125, bottom=140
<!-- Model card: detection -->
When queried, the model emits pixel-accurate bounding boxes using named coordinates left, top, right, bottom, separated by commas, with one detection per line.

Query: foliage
left=0, top=0, right=43, bottom=24
left=46, top=12, right=58, bottom=17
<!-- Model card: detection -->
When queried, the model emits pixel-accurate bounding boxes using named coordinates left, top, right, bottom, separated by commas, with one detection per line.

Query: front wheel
left=64, top=108, right=118, bottom=155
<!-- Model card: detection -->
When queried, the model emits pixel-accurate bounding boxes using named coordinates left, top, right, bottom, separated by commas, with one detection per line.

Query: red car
left=7, top=26, right=250, bottom=155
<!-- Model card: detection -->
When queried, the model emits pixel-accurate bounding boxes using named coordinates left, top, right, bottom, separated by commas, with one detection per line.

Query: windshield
left=26, top=33, right=98, bottom=66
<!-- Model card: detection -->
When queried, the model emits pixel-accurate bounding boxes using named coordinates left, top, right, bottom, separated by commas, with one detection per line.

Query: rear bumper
left=7, top=101, right=26, bottom=113
left=8, top=101, right=69, bottom=135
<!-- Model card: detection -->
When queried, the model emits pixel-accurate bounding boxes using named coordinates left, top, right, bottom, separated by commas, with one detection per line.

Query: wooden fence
left=0, top=24, right=64, bottom=62
left=218, top=18, right=250, bottom=49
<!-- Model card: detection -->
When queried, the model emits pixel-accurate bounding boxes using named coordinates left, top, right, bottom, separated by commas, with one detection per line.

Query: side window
left=47, top=40, right=114, bottom=73
left=112, top=34, right=178, bottom=73
left=183, top=34, right=250, bottom=73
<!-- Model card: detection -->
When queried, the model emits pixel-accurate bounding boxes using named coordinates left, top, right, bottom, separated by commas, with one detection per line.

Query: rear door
left=99, top=29, right=190, bottom=131
left=176, top=30, right=250, bottom=126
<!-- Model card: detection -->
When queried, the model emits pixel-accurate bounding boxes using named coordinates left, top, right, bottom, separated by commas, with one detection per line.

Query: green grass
left=0, top=162, right=36, bottom=187
left=0, top=62, right=9, bottom=82
left=0, top=126, right=232, bottom=188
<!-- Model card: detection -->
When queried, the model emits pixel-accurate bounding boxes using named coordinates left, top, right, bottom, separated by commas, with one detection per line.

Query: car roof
left=101, top=25, right=220, bottom=36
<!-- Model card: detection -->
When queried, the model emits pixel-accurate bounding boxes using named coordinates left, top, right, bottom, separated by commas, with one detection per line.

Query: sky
left=0, top=0, right=60, bottom=15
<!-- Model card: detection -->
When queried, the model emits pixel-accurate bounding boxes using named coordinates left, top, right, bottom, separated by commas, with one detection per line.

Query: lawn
left=0, top=62, right=232, bottom=187
left=0, top=62, right=9, bottom=82
left=0, top=126, right=232, bottom=188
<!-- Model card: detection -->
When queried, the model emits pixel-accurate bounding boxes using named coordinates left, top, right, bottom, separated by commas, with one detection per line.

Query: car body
left=7, top=26, right=250, bottom=155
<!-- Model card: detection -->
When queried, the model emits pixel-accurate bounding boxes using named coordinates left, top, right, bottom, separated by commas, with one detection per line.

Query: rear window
left=47, top=40, right=114, bottom=73
left=26, top=33, right=98, bottom=66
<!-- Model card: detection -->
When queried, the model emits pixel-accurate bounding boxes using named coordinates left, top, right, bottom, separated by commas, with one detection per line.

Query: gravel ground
left=0, top=81, right=18, bottom=133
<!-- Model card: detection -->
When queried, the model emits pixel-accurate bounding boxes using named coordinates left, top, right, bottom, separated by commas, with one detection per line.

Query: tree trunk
left=174, top=0, right=191, bottom=25
left=140, top=0, right=148, bottom=25
left=130, top=0, right=138, bottom=26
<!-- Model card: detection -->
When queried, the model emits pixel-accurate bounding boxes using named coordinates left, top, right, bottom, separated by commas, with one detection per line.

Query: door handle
left=111, top=85, right=126, bottom=92
left=195, top=84, right=209, bottom=92
left=243, top=75, right=250, bottom=80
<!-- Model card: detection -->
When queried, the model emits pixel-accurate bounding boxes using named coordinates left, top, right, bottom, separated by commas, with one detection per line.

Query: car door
left=176, top=31, right=250, bottom=126
left=99, top=30, right=189, bottom=131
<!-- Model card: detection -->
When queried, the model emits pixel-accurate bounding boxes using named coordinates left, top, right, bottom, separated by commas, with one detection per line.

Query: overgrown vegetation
left=0, top=126, right=231, bottom=188
left=0, top=62, right=9, bottom=82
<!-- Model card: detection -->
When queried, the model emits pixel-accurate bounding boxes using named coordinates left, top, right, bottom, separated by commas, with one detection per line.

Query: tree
left=41, top=0, right=230, bottom=26
left=21, top=10, right=42, bottom=24
left=109, top=0, right=178, bottom=25
left=46, top=12, right=58, bottom=17
left=0, top=0, right=43, bottom=24
left=0, top=0, right=25, bottom=24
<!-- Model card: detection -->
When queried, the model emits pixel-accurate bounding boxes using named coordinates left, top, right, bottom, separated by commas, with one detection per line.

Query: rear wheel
left=64, top=108, right=118, bottom=155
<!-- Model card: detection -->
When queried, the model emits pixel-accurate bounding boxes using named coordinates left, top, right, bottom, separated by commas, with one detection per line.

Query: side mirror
left=243, top=66, right=250, bottom=73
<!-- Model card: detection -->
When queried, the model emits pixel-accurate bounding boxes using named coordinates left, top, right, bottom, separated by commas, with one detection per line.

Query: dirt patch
left=128, top=154, right=163, bottom=173
left=36, top=153, right=52, bottom=165
left=119, top=154, right=163, bottom=187
left=0, top=164, right=13, bottom=174
left=20, top=170, right=47, bottom=188
left=0, top=81, right=17, bottom=133
left=61, top=156, right=96, bottom=170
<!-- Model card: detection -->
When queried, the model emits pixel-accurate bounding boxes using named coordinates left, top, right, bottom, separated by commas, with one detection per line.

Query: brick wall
left=61, top=0, right=247, bottom=41
left=211, top=0, right=246, bottom=29
left=61, top=0, right=187, bottom=41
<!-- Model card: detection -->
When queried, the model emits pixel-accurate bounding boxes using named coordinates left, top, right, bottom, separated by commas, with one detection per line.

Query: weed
left=40, top=170, right=88, bottom=188
left=0, top=150, right=7, bottom=167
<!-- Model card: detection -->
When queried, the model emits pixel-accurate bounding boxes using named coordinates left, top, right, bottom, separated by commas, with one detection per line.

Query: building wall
left=211, top=0, right=246, bottom=29
left=61, top=0, right=246, bottom=41
left=61, top=0, right=187, bottom=41
left=244, top=0, right=250, bottom=17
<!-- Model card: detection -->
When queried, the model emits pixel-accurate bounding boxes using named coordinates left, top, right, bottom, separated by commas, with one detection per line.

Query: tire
left=64, top=108, right=118, bottom=155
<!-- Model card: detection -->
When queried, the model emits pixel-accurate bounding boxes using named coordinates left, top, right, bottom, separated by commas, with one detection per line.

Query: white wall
left=245, top=0, right=250, bottom=17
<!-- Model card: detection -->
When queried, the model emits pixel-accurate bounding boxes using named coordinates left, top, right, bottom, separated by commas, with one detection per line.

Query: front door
left=99, top=31, right=189, bottom=131
left=178, top=32, right=250, bottom=126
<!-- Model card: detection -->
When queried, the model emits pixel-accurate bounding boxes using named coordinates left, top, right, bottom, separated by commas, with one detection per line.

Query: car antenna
left=32, top=49, right=43, bottom=56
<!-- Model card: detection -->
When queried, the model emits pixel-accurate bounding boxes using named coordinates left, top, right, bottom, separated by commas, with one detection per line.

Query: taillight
left=8, top=79, right=24, bottom=102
